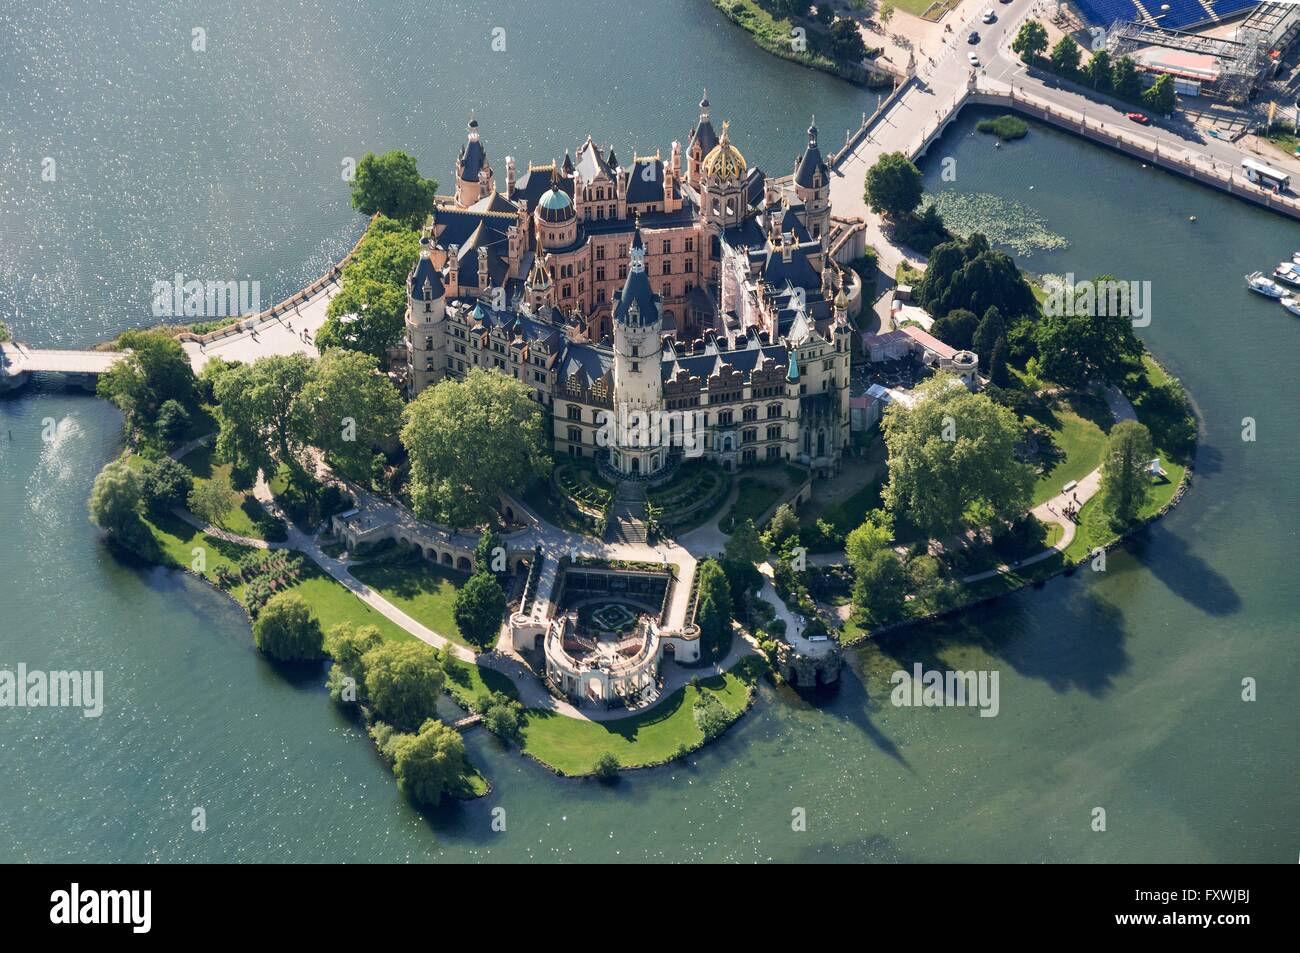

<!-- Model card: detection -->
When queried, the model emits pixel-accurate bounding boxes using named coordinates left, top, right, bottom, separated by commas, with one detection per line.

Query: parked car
left=982, top=9, right=996, bottom=22
left=968, top=51, right=981, bottom=66
left=1127, top=111, right=1151, bottom=125
left=968, top=31, right=980, bottom=44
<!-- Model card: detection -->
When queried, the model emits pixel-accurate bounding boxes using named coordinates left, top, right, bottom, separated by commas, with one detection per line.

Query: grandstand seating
left=1073, top=0, right=1260, bottom=31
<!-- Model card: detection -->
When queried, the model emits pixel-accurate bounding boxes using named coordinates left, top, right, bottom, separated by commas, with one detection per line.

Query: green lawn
left=182, top=444, right=280, bottom=540
left=720, top=463, right=806, bottom=534
left=1028, top=397, right=1110, bottom=506
left=519, top=671, right=753, bottom=776
left=1061, top=457, right=1187, bottom=563
left=349, top=560, right=470, bottom=647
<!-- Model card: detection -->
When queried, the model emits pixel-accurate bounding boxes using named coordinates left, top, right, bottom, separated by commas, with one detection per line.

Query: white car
left=982, top=8, right=996, bottom=22
left=967, top=52, right=981, bottom=66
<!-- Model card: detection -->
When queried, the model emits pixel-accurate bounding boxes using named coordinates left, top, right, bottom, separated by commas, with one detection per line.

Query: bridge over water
left=0, top=342, right=127, bottom=392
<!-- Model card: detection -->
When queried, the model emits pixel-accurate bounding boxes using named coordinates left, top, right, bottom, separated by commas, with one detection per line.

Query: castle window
left=767, top=404, right=781, bottom=419
left=631, top=362, right=639, bottom=372
left=597, top=246, right=605, bottom=261
left=597, top=289, right=606, bottom=303
left=619, top=264, right=627, bottom=279
left=662, top=240, right=671, bottom=254
left=662, top=261, right=672, bottom=275
left=596, top=267, right=605, bottom=282
left=743, top=428, right=756, bottom=444
left=767, top=424, right=781, bottom=440
left=719, top=410, right=732, bottom=426
left=685, top=237, right=694, bottom=252
left=685, top=259, right=693, bottom=273
left=743, top=406, right=757, bottom=422
left=766, top=446, right=780, bottom=460
left=567, top=404, right=581, bottom=420
left=568, top=426, right=581, bottom=444
left=424, top=302, right=431, bottom=312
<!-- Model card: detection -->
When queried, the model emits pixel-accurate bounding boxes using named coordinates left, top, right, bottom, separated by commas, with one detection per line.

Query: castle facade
left=404, top=96, right=853, bottom=478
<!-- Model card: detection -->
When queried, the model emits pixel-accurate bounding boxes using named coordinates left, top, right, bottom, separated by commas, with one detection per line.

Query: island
left=1, top=83, right=1200, bottom=810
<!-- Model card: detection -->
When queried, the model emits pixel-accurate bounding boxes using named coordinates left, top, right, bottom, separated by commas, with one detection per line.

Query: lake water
left=1, top=2, right=1295, bottom=862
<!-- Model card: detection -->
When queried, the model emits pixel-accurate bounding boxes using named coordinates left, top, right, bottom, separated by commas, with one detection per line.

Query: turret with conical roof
left=793, top=114, right=830, bottom=246
left=687, top=89, right=719, bottom=188
left=455, top=113, right=495, bottom=207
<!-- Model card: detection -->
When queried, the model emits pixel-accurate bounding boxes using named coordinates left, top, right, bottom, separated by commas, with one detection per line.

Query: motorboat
left=1282, top=296, right=1300, bottom=317
left=1247, top=271, right=1286, bottom=297
left=1273, top=261, right=1300, bottom=286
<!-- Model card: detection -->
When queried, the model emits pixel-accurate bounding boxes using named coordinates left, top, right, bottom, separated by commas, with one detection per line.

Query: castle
left=403, top=95, right=858, bottom=479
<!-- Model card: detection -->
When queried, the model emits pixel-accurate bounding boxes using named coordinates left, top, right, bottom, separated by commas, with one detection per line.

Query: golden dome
left=702, top=120, right=746, bottom=182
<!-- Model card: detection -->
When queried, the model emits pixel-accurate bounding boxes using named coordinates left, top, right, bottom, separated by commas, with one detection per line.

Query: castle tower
left=793, top=116, right=831, bottom=245
left=611, top=222, right=666, bottom=478
left=534, top=165, right=576, bottom=251
left=525, top=252, right=554, bottom=314
left=700, top=120, right=747, bottom=232
left=686, top=91, right=718, bottom=189
left=406, top=236, right=448, bottom=395
left=455, top=115, right=494, bottom=207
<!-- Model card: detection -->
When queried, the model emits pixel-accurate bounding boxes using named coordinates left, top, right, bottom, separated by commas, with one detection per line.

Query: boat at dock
left=1247, top=271, right=1286, bottom=297
left=1273, top=261, right=1300, bottom=287
left=1281, top=296, right=1300, bottom=317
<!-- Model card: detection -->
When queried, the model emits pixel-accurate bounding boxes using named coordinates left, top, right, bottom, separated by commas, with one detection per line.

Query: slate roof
left=794, top=120, right=828, bottom=189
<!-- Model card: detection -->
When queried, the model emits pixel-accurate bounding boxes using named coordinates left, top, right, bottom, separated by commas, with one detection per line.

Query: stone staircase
left=605, top=480, right=648, bottom=544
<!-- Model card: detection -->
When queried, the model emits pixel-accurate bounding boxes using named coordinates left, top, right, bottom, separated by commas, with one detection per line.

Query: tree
left=1100, top=420, right=1154, bottom=526
left=907, top=555, right=961, bottom=612
left=186, top=471, right=238, bottom=528
left=390, top=718, right=468, bottom=806
left=593, top=751, right=621, bottom=779
left=852, top=549, right=908, bottom=624
left=827, top=18, right=867, bottom=62
left=1049, top=34, right=1082, bottom=75
left=253, top=592, right=325, bottom=661
left=140, top=456, right=193, bottom=509
left=917, top=234, right=1037, bottom=324
left=1012, top=20, right=1048, bottom=63
left=474, top=529, right=505, bottom=575
left=696, top=559, right=734, bottom=659
left=1143, top=73, right=1176, bottom=115
left=881, top=377, right=1034, bottom=539
left=879, top=1, right=896, bottom=28
left=845, top=510, right=892, bottom=574
left=325, top=622, right=383, bottom=703
left=720, top=518, right=767, bottom=601
left=401, top=367, right=550, bottom=527
left=97, top=330, right=197, bottom=432
left=1034, top=293, right=1145, bottom=389
left=865, top=152, right=924, bottom=220
left=972, top=306, right=1005, bottom=367
left=362, top=641, right=446, bottom=732
left=931, top=308, right=978, bottom=351
left=988, top=335, right=1010, bottom=387
left=1086, top=50, right=1112, bottom=92
left=89, top=460, right=146, bottom=544
left=482, top=693, right=522, bottom=742
left=767, top=503, right=799, bottom=544
left=1112, top=56, right=1142, bottom=99
left=213, top=353, right=315, bottom=482
left=349, top=151, right=438, bottom=226
left=316, top=278, right=407, bottom=360
left=453, top=571, right=508, bottom=648
left=294, top=348, right=402, bottom=482
left=154, top=399, right=191, bottom=446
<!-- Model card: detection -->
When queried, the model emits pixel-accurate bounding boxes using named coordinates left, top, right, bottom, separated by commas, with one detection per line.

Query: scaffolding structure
left=1106, top=4, right=1300, bottom=104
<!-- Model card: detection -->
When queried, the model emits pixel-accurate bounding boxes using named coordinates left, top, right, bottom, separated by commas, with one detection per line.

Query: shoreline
left=710, top=0, right=893, bottom=87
